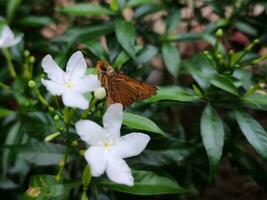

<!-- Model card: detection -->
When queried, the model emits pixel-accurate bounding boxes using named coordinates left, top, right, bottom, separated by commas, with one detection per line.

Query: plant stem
left=81, top=98, right=98, bottom=119
left=56, top=108, right=73, bottom=182
left=2, top=48, right=16, bottom=78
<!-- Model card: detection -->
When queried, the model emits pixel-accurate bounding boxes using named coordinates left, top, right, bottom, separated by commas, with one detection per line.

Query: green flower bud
left=54, top=115, right=60, bottom=121
left=28, top=80, right=36, bottom=88
left=29, top=56, right=35, bottom=63
left=216, top=29, right=223, bottom=37
left=23, top=50, right=30, bottom=57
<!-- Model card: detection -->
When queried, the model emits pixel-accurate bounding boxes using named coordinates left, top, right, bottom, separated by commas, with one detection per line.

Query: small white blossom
left=75, top=103, right=150, bottom=186
left=0, top=25, right=22, bottom=48
left=41, top=51, right=101, bottom=109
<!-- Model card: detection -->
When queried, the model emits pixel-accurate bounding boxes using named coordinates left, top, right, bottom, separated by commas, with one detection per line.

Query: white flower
left=75, top=103, right=150, bottom=186
left=0, top=25, right=22, bottom=48
left=41, top=51, right=101, bottom=109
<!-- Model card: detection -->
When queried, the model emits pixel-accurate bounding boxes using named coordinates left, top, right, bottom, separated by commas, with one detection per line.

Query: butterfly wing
left=106, top=72, right=157, bottom=108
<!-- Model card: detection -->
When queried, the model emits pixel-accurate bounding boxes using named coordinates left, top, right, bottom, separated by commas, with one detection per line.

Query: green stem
left=0, top=82, right=10, bottom=90
left=81, top=98, right=98, bottom=119
left=56, top=108, right=73, bottom=182
left=2, top=48, right=16, bottom=78
left=32, top=86, right=54, bottom=112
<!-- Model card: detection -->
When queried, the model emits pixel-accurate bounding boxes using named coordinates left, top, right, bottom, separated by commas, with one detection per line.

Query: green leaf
left=84, top=40, right=108, bottom=60
left=17, top=139, right=68, bottom=166
left=2, top=122, right=22, bottom=177
left=162, top=43, right=180, bottom=78
left=233, top=147, right=267, bottom=188
left=113, top=50, right=131, bottom=69
left=136, top=45, right=158, bottom=64
left=54, top=23, right=114, bottom=45
left=166, top=8, right=180, bottom=33
left=200, top=104, right=224, bottom=180
left=0, top=107, right=14, bottom=118
left=123, top=112, right=165, bottom=136
left=99, top=170, right=187, bottom=195
left=126, top=0, right=155, bottom=8
left=115, top=20, right=136, bottom=59
left=58, top=4, right=113, bottom=16
left=210, top=74, right=239, bottom=96
left=82, top=166, right=91, bottom=188
left=145, top=86, right=200, bottom=103
left=7, top=0, right=22, bottom=22
left=235, top=110, right=267, bottom=160
left=18, top=16, right=53, bottom=27
left=234, top=21, right=257, bottom=36
left=164, top=32, right=201, bottom=42
left=24, top=175, right=80, bottom=199
left=130, top=145, right=197, bottom=167
left=242, top=94, right=267, bottom=107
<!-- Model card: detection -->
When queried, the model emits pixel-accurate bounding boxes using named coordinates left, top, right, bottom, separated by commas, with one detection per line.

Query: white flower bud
left=94, top=87, right=106, bottom=100
left=44, top=132, right=60, bottom=142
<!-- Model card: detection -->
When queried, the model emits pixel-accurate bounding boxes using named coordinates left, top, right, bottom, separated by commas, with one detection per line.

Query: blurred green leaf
left=99, top=170, right=187, bottom=195
left=18, top=16, right=53, bottom=27
left=201, top=104, right=224, bottom=180
left=233, top=146, right=267, bottom=188
left=126, top=0, right=155, bottom=8
left=7, top=0, right=22, bottom=22
left=82, top=166, right=91, bottom=188
left=162, top=43, right=180, bottom=78
left=136, top=45, right=158, bottom=64
left=166, top=8, right=180, bottom=33
left=0, top=107, right=14, bottom=118
left=23, top=175, right=80, bottom=199
left=235, top=110, right=267, bottom=160
left=115, top=20, right=136, bottom=59
left=123, top=112, right=165, bottom=136
left=58, top=3, right=113, bottom=16
left=145, top=86, right=200, bottom=103
left=17, top=139, right=69, bottom=166
left=113, top=50, right=130, bottom=69
left=210, top=74, right=239, bottom=96
left=2, top=122, right=22, bottom=177
left=84, top=40, right=108, bottom=60
left=134, top=4, right=162, bottom=18
left=242, top=94, right=267, bottom=107
left=234, top=21, right=257, bottom=36
left=164, top=32, right=201, bottom=42
left=54, top=23, right=114, bottom=45
left=130, top=144, right=197, bottom=167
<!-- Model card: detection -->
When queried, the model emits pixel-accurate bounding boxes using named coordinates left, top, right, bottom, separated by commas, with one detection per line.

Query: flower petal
left=106, top=155, right=134, bottom=186
left=1, top=26, right=14, bottom=41
left=103, top=103, right=123, bottom=139
left=66, top=51, right=87, bottom=80
left=41, top=55, right=65, bottom=82
left=41, top=79, right=66, bottom=95
left=75, top=120, right=105, bottom=145
left=4, top=34, right=23, bottom=47
left=84, top=146, right=107, bottom=176
left=114, top=133, right=150, bottom=158
left=62, top=92, right=89, bottom=109
left=73, top=75, right=101, bottom=93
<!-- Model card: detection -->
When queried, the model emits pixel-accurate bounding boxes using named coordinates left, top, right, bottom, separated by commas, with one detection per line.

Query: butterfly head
left=96, top=60, right=114, bottom=77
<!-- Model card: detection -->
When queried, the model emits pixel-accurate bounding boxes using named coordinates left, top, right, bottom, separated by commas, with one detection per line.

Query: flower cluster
left=41, top=51, right=150, bottom=186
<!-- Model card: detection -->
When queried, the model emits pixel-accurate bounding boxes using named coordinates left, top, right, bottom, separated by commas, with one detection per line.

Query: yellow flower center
left=64, top=82, right=73, bottom=89
left=103, top=141, right=112, bottom=150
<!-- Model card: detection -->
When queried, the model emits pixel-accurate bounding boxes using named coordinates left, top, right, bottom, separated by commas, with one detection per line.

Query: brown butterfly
left=96, top=60, right=157, bottom=108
